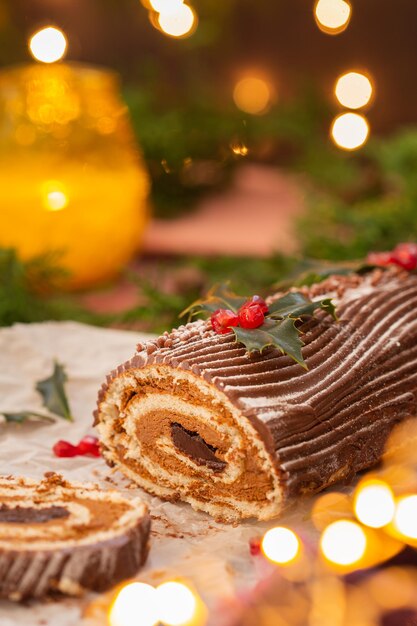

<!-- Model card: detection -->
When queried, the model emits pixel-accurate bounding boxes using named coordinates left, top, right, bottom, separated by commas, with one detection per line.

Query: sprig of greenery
left=0, top=248, right=105, bottom=328
left=1, top=361, right=73, bottom=425
left=36, top=361, right=73, bottom=422
left=182, top=284, right=337, bottom=368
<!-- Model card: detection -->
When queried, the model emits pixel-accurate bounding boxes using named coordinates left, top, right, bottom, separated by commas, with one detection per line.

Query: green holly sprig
left=181, top=284, right=337, bottom=369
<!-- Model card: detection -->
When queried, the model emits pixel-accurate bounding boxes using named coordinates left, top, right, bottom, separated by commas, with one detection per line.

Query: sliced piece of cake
left=0, top=473, right=150, bottom=600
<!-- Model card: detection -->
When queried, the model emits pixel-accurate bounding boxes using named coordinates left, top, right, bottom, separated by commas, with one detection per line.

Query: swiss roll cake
left=95, top=268, right=417, bottom=522
left=0, top=473, right=150, bottom=600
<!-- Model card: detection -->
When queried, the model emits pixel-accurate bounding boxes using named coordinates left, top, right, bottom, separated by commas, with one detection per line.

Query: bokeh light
left=29, top=27, right=68, bottom=64
left=330, top=112, right=370, bottom=150
left=320, top=520, right=367, bottom=565
left=335, top=71, right=373, bottom=109
left=149, top=0, right=184, bottom=12
left=261, top=526, right=300, bottom=564
left=230, top=141, right=249, bottom=156
left=354, top=480, right=396, bottom=528
left=156, top=581, right=197, bottom=626
left=233, top=77, right=272, bottom=115
left=314, top=0, right=351, bottom=34
left=311, top=492, right=352, bottom=530
left=394, top=495, right=417, bottom=540
left=42, top=181, right=69, bottom=212
left=157, top=3, right=197, bottom=38
left=108, top=582, right=158, bottom=626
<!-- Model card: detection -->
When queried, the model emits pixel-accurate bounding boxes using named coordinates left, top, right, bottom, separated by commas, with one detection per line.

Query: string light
left=335, top=71, right=373, bottom=109
left=354, top=480, right=396, bottom=528
left=108, top=582, right=158, bottom=626
left=261, top=526, right=300, bottom=564
left=394, top=495, right=417, bottom=540
left=233, top=76, right=272, bottom=115
left=314, top=0, right=352, bottom=34
left=320, top=520, right=367, bottom=565
left=330, top=112, right=370, bottom=150
left=156, top=582, right=197, bottom=626
left=157, top=3, right=197, bottom=38
left=149, top=0, right=184, bottom=11
left=29, top=26, right=68, bottom=64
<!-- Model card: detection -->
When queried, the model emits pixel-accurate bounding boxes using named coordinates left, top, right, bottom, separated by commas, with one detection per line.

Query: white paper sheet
left=0, top=322, right=319, bottom=626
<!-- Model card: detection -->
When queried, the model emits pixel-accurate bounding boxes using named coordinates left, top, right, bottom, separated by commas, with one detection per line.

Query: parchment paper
left=0, top=322, right=319, bottom=626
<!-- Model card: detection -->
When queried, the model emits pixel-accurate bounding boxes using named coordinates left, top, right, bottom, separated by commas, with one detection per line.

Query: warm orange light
left=314, top=0, right=351, bottom=34
left=149, top=0, right=184, bottom=11
left=108, top=582, right=158, bottom=626
left=311, top=492, right=352, bottom=531
left=354, top=480, right=395, bottom=528
left=157, top=3, right=197, bottom=38
left=230, top=141, right=249, bottom=156
left=29, top=27, right=68, bottom=64
left=335, top=71, right=373, bottom=109
left=394, top=495, right=417, bottom=540
left=42, top=181, right=69, bottom=212
left=320, top=520, right=367, bottom=565
left=330, top=112, right=370, bottom=150
left=233, top=77, right=272, bottom=115
left=261, top=526, right=300, bottom=564
left=156, top=582, right=197, bottom=625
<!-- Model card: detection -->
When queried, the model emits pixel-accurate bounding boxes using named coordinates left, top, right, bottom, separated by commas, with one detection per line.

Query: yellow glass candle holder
left=0, top=63, right=150, bottom=289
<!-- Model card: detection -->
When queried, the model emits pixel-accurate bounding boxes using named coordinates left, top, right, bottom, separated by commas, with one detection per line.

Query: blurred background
left=1, top=0, right=417, bottom=331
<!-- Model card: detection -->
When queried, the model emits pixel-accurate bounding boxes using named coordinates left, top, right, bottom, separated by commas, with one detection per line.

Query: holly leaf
left=180, top=282, right=337, bottom=369
left=233, top=318, right=307, bottom=368
left=181, top=283, right=247, bottom=319
left=268, top=293, right=337, bottom=321
left=1, top=412, right=55, bottom=424
left=36, top=361, right=73, bottom=421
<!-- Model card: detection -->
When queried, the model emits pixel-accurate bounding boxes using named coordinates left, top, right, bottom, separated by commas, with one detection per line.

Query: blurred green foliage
left=299, top=129, right=417, bottom=260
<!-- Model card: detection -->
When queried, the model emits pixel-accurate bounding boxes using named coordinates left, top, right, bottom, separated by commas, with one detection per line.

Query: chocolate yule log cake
left=95, top=267, right=417, bottom=522
left=0, top=473, right=150, bottom=600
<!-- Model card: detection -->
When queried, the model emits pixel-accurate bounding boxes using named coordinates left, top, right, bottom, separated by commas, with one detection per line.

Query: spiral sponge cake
left=95, top=268, right=417, bottom=522
left=0, top=473, right=150, bottom=600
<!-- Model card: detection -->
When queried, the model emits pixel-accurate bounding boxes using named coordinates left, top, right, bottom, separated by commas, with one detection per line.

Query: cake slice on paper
left=0, top=473, right=150, bottom=600
left=95, top=266, right=417, bottom=523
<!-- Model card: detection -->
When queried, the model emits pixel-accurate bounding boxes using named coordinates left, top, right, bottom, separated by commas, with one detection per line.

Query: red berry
left=249, top=537, right=262, bottom=556
left=392, top=243, right=417, bottom=271
left=77, top=435, right=101, bottom=457
left=247, top=295, right=268, bottom=314
left=238, top=303, right=265, bottom=329
left=366, top=251, right=394, bottom=267
left=53, top=440, right=79, bottom=458
left=211, top=309, right=239, bottom=334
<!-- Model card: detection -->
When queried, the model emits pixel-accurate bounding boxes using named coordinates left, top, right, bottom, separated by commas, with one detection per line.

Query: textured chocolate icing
left=95, top=267, right=417, bottom=521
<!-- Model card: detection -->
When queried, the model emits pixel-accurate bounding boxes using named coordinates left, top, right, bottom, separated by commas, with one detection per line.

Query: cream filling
left=124, top=394, right=245, bottom=485
left=97, top=365, right=283, bottom=521
left=0, top=478, right=148, bottom=550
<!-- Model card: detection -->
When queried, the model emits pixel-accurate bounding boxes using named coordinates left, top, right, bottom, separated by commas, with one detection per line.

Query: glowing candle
left=0, top=32, right=149, bottom=289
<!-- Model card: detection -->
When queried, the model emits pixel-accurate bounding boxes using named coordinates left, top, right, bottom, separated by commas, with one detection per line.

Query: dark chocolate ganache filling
left=0, top=504, right=70, bottom=524
left=170, top=422, right=226, bottom=471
